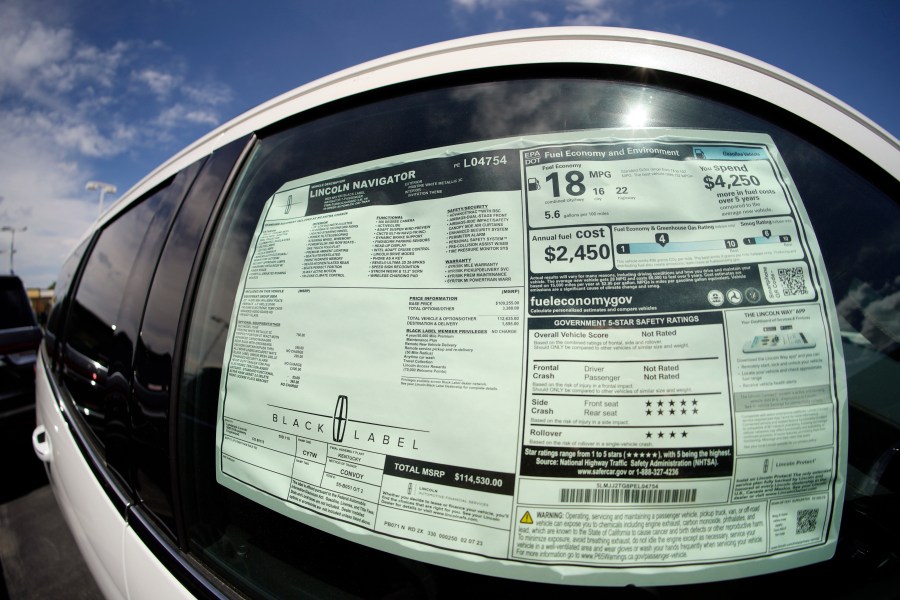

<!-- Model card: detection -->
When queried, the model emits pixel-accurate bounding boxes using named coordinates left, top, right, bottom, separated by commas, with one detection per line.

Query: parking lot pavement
left=0, top=484, right=103, bottom=599
left=0, top=409, right=102, bottom=599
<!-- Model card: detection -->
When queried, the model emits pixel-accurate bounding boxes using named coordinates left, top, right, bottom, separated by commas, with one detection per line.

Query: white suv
left=34, top=28, right=899, bottom=598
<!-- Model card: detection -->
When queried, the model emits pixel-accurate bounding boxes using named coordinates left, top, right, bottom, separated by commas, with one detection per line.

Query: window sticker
left=215, top=130, right=846, bottom=585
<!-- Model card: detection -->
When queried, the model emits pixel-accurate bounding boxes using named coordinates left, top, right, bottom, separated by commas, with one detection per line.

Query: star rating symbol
left=642, top=399, right=703, bottom=437
left=645, top=430, right=689, bottom=440
left=643, top=398, right=703, bottom=420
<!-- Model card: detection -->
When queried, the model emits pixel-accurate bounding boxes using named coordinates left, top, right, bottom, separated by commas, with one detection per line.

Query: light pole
left=1, top=225, right=26, bottom=274
left=86, top=181, right=117, bottom=215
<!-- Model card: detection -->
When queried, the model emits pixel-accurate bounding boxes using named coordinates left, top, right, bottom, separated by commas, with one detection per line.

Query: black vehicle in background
left=0, top=275, right=45, bottom=501
left=0, top=275, right=42, bottom=420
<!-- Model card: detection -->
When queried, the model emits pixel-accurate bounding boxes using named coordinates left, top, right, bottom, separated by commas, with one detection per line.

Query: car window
left=178, top=74, right=898, bottom=597
left=60, top=163, right=201, bottom=483
left=44, top=239, right=89, bottom=364
left=131, top=137, right=249, bottom=536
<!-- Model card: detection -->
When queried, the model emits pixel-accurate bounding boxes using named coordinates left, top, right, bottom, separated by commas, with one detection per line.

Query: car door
left=35, top=138, right=249, bottom=600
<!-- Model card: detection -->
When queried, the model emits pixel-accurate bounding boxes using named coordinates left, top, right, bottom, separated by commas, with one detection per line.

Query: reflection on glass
left=624, top=105, right=650, bottom=128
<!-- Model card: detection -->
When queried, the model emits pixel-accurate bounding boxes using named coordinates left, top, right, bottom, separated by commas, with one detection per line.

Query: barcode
left=777, top=266, right=808, bottom=297
left=796, top=508, right=819, bottom=534
left=558, top=488, right=698, bottom=504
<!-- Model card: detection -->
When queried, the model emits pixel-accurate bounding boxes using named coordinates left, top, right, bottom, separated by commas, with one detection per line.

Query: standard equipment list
left=215, top=129, right=846, bottom=586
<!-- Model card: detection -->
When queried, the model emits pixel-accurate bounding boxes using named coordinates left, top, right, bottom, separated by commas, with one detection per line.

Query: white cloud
left=0, top=7, right=129, bottom=110
left=530, top=10, right=552, bottom=25
left=133, top=68, right=180, bottom=99
left=450, top=0, right=530, bottom=23
left=0, top=112, right=97, bottom=286
left=450, top=0, right=730, bottom=28
left=451, top=0, right=508, bottom=10
left=836, top=278, right=900, bottom=362
left=156, top=104, right=221, bottom=128
left=561, top=0, right=626, bottom=26
left=0, top=10, right=73, bottom=92
left=449, top=0, right=629, bottom=27
left=0, top=2, right=233, bottom=287
left=184, top=81, right=232, bottom=107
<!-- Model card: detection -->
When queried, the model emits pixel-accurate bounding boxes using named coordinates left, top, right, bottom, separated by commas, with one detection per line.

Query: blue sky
left=1, top=0, right=897, bottom=288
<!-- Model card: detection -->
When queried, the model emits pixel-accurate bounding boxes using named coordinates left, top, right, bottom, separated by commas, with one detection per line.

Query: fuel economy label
left=215, top=129, right=847, bottom=585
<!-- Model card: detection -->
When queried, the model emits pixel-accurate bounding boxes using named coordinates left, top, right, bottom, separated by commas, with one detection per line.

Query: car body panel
left=35, top=351, right=128, bottom=600
left=122, top=525, right=196, bottom=600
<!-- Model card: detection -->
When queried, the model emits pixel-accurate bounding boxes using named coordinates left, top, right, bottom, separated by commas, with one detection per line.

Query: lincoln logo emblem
left=333, top=395, right=349, bottom=442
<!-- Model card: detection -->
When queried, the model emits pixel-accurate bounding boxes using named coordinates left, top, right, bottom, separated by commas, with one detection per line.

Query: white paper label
left=215, top=130, right=847, bottom=585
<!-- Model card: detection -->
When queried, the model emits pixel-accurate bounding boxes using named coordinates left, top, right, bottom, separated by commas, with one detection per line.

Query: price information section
left=217, top=146, right=529, bottom=563
left=216, top=130, right=845, bottom=585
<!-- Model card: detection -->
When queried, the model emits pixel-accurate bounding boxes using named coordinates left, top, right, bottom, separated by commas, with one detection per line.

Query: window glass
left=132, top=138, right=248, bottom=535
left=61, top=165, right=199, bottom=479
left=179, top=75, right=898, bottom=596
left=63, top=195, right=166, bottom=432
left=45, top=238, right=89, bottom=362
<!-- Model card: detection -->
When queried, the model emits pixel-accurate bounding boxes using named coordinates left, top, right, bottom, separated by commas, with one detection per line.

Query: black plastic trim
left=169, top=133, right=256, bottom=548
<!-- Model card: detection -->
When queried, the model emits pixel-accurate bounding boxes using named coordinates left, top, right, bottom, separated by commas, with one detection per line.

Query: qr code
left=777, top=266, right=808, bottom=297
left=796, top=508, right=819, bottom=534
